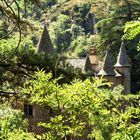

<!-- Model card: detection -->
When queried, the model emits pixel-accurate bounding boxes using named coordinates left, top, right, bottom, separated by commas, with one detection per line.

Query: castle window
left=24, top=103, right=33, bottom=116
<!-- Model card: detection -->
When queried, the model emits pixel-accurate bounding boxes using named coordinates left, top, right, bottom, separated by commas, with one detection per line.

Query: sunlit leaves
left=22, top=70, right=140, bottom=139
left=123, top=21, right=140, bottom=40
left=0, top=104, right=36, bottom=140
left=0, top=35, right=35, bottom=61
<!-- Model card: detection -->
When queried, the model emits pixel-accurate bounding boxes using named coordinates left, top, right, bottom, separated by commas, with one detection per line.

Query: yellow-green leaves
left=23, top=70, right=140, bottom=139
left=123, top=21, right=140, bottom=40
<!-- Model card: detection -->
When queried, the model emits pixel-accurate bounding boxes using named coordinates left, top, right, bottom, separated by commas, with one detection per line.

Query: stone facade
left=26, top=104, right=50, bottom=134
left=13, top=100, right=52, bottom=134
left=84, top=42, right=131, bottom=93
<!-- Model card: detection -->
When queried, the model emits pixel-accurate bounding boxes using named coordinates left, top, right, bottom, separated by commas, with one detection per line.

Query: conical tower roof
left=114, top=42, right=131, bottom=67
left=36, top=25, right=54, bottom=53
left=83, top=55, right=93, bottom=73
left=98, top=51, right=116, bottom=76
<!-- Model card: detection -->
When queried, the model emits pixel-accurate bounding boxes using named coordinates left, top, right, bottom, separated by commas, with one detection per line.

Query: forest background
left=0, top=0, right=140, bottom=140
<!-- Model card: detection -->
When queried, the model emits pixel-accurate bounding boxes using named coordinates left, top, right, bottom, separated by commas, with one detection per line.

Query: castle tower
left=98, top=51, right=116, bottom=87
left=83, top=47, right=100, bottom=76
left=114, top=42, right=131, bottom=94
left=36, top=25, right=54, bottom=53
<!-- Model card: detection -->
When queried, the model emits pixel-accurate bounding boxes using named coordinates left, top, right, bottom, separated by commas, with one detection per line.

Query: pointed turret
left=98, top=51, right=115, bottom=76
left=83, top=55, right=93, bottom=74
left=114, top=42, right=131, bottom=94
left=36, top=25, right=54, bottom=53
left=114, top=42, right=131, bottom=68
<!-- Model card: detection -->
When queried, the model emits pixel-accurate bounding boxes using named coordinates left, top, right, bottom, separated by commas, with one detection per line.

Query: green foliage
left=49, top=14, right=84, bottom=53
left=123, top=21, right=140, bottom=40
left=112, top=107, right=140, bottom=140
left=71, top=3, right=91, bottom=33
left=23, top=70, right=140, bottom=140
left=0, top=35, right=35, bottom=61
left=69, top=35, right=95, bottom=57
left=0, top=105, right=27, bottom=131
left=6, top=129, right=36, bottom=140
left=0, top=104, right=36, bottom=140
left=49, top=14, right=72, bottom=52
left=49, top=13, right=96, bottom=56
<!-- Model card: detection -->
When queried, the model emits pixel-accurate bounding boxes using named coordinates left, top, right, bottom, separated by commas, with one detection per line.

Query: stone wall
left=12, top=100, right=50, bottom=134
left=26, top=104, right=51, bottom=134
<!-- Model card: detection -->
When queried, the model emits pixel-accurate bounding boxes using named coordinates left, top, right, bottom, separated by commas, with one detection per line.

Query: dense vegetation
left=23, top=71, right=140, bottom=140
left=0, top=0, right=140, bottom=139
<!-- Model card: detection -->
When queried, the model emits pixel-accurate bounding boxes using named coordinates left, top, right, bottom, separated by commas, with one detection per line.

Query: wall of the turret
left=115, top=76, right=124, bottom=87
left=101, top=72, right=130, bottom=94
left=103, top=76, right=116, bottom=88
left=98, top=75, right=125, bottom=90
left=115, top=67, right=131, bottom=94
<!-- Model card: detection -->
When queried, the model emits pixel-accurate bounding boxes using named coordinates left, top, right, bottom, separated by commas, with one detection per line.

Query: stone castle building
left=20, top=25, right=131, bottom=134
left=83, top=42, right=131, bottom=94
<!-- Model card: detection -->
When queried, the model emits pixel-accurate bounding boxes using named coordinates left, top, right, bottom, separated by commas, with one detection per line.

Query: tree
left=23, top=70, right=140, bottom=140
left=122, top=21, right=140, bottom=92
left=49, top=14, right=95, bottom=56
left=95, top=0, right=140, bottom=51
left=124, top=21, right=140, bottom=41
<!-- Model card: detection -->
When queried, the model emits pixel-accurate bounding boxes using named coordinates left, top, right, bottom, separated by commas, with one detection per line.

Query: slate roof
left=68, top=58, right=86, bottom=69
left=83, top=55, right=93, bottom=72
left=36, top=25, right=54, bottom=53
left=114, top=42, right=131, bottom=67
left=98, top=51, right=116, bottom=76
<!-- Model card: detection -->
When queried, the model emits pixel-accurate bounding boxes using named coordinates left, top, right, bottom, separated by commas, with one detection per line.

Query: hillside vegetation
left=0, top=0, right=140, bottom=139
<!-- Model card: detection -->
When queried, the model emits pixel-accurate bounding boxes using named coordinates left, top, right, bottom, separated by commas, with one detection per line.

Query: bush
left=0, top=104, right=36, bottom=140
left=23, top=70, right=140, bottom=140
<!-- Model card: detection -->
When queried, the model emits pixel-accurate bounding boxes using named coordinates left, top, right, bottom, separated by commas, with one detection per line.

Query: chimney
left=89, top=47, right=100, bottom=74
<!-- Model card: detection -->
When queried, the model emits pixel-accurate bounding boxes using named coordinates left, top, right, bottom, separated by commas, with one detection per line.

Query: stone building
left=83, top=42, right=131, bottom=93
left=22, top=25, right=131, bottom=134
